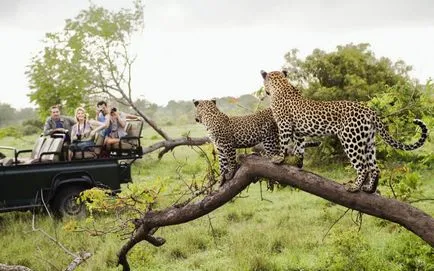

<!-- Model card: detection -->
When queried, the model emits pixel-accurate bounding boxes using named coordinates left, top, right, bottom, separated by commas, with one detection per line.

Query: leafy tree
left=26, top=0, right=144, bottom=119
left=0, top=103, right=16, bottom=127
left=284, top=43, right=412, bottom=101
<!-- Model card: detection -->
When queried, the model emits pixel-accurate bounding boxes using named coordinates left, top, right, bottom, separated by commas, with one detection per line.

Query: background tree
left=0, top=103, right=16, bottom=127
left=26, top=0, right=144, bottom=119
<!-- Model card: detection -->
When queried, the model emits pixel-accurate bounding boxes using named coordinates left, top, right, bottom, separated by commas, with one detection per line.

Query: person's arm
left=124, top=112, right=140, bottom=120
left=116, top=112, right=127, bottom=128
left=66, top=116, right=77, bottom=126
left=92, top=114, right=111, bottom=133
left=70, top=125, right=78, bottom=141
left=43, top=118, right=54, bottom=136
left=88, top=119, right=102, bottom=128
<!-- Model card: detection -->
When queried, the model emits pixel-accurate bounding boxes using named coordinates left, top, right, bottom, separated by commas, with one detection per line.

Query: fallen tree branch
left=64, top=252, right=92, bottom=271
left=141, top=136, right=211, bottom=158
left=117, top=154, right=434, bottom=270
left=0, top=264, right=32, bottom=271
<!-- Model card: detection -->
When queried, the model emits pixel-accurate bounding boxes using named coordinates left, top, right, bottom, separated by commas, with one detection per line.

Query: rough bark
left=142, top=136, right=211, bottom=159
left=0, top=264, right=32, bottom=271
left=64, top=252, right=92, bottom=271
left=117, top=154, right=434, bottom=270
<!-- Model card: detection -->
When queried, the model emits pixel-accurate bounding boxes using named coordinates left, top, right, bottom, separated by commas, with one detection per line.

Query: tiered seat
left=108, top=119, right=144, bottom=157
left=15, top=136, right=64, bottom=164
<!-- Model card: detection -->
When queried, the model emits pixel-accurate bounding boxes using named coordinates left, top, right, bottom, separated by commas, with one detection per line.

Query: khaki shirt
left=43, top=116, right=76, bottom=136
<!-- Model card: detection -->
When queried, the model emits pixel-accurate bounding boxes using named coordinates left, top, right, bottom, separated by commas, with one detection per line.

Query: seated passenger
left=94, top=102, right=140, bottom=152
left=43, top=105, right=76, bottom=142
left=68, top=107, right=97, bottom=160
left=98, top=107, right=128, bottom=148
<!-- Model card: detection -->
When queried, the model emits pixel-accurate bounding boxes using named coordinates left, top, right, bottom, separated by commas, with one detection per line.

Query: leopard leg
left=217, top=145, right=237, bottom=185
left=362, top=129, right=380, bottom=193
left=292, top=134, right=305, bottom=168
left=339, top=132, right=369, bottom=192
left=273, top=121, right=293, bottom=164
left=224, top=147, right=237, bottom=181
left=263, top=132, right=280, bottom=159
left=216, top=146, right=229, bottom=184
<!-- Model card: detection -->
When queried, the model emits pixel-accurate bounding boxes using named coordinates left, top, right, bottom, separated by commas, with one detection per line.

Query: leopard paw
left=271, top=155, right=285, bottom=164
left=344, top=181, right=360, bottom=193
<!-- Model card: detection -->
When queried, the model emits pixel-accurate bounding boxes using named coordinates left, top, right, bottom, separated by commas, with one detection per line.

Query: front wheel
left=52, top=185, right=88, bottom=219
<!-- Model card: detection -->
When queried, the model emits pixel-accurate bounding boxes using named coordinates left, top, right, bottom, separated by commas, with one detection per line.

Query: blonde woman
left=69, top=107, right=97, bottom=160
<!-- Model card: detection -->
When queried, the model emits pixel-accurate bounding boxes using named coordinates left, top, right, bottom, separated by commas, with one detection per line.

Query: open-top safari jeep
left=0, top=119, right=144, bottom=218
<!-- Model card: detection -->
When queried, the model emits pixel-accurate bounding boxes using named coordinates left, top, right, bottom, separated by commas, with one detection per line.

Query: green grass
left=0, top=127, right=433, bottom=271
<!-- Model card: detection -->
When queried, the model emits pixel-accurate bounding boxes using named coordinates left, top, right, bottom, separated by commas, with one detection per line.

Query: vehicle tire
left=52, top=185, right=88, bottom=219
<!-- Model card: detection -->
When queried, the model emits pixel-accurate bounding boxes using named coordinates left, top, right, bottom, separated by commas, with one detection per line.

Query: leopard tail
left=375, top=118, right=428, bottom=151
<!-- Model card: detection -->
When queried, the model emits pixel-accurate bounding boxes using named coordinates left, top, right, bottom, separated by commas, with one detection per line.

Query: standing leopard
left=193, top=99, right=280, bottom=183
left=260, top=70, right=428, bottom=193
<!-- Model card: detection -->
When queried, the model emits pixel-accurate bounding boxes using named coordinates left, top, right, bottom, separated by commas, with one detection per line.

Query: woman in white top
left=68, top=107, right=98, bottom=160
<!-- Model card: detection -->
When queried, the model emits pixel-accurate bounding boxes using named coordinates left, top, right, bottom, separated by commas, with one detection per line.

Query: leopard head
left=260, top=70, right=288, bottom=96
left=193, top=98, right=217, bottom=123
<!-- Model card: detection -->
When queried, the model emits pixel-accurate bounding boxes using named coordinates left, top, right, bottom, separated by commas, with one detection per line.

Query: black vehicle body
left=0, top=119, right=143, bottom=217
left=0, top=158, right=132, bottom=213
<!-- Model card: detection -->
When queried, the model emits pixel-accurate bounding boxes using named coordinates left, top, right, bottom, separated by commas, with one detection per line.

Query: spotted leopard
left=193, top=99, right=280, bottom=183
left=260, top=70, right=428, bottom=193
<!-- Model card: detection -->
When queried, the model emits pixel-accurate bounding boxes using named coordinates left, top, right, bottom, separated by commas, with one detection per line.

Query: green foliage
left=0, top=104, right=38, bottom=128
left=26, top=0, right=144, bottom=119
left=80, top=179, right=165, bottom=217
left=379, top=164, right=425, bottom=201
left=284, top=43, right=411, bottom=102
left=0, top=126, right=23, bottom=139
left=385, top=232, right=434, bottom=271
left=323, top=229, right=381, bottom=271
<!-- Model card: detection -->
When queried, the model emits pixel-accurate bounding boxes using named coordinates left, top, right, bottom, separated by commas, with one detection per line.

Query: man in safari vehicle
left=43, top=105, right=76, bottom=138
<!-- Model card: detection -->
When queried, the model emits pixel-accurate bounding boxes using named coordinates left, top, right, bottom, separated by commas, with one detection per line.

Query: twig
left=409, top=198, right=434, bottom=203
left=64, top=252, right=92, bottom=271
left=30, top=213, right=78, bottom=259
left=321, top=208, right=350, bottom=242
left=388, top=172, right=397, bottom=199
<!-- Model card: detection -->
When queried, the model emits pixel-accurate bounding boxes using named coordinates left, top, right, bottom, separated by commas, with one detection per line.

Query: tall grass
left=0, top=125, right=433, bottom=270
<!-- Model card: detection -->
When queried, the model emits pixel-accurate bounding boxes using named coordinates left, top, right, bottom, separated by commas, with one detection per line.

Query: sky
left=1, top=0, right=434, bottom=109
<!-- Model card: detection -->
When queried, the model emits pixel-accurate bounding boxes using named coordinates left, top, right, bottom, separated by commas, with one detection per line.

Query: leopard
left=193, top=99, right=280, bottom=184
left=260, top=70, right=429, bottom=193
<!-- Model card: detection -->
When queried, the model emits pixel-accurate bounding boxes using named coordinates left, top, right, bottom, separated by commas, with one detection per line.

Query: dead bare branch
left=64, top=252, right=92, bottom=271
left=0, top=264, right=32, bottom=271
left=141, top=136, right=211, bottom=158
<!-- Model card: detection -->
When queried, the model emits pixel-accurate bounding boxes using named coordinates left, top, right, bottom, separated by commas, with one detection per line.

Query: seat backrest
left=31, top=137, right=46, bottom=159
left=37, top=137, right=54, bottom=161
left=128, top=120, right=143, bottom=138
left=43, top=137, right=64, bottom=161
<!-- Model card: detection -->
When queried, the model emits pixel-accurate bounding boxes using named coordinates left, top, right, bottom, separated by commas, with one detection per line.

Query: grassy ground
left=0, top=125, right=433, bottom=271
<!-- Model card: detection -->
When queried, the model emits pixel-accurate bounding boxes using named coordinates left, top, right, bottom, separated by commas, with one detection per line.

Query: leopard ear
left=193, top=99, right=199, bottom=107
left=260, top=70, right=267, bottom=79
left=282, top=70, right=288, bottom=77
left=211, top=98, right=217, bottom=105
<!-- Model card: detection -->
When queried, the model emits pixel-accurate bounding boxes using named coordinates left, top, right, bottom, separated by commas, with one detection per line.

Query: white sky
left=1, top=0, right=434, bottom=109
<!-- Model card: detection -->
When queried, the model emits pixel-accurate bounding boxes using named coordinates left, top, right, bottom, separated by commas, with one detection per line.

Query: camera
left=110, top=107, right=117, bottom=113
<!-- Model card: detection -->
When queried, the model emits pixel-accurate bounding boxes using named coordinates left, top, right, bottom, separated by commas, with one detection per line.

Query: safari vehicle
left=0, top=119, right=144, bottom=218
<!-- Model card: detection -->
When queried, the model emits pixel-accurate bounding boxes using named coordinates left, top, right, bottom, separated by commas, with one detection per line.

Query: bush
left=385, top=232, right=434, bottom=271
left=21, top=125, right=42, bottom=136
left=0, top=126, right=23, bottom=139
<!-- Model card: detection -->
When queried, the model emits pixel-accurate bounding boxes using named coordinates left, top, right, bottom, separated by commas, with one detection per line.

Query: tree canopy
left=26, top=0, right=144, bottom=119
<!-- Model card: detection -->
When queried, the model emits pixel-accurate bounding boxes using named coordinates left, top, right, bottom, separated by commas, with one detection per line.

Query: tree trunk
left=117, top=154, right=434, bottom=270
